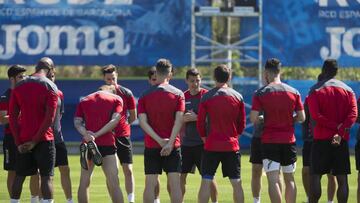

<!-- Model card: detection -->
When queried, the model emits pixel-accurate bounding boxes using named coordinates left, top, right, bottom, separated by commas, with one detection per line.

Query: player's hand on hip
left=331, top=134, right=342, bottom=146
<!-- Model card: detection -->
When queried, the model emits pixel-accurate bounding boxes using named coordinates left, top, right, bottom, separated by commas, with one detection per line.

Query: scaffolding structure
left=191, top=0, right=263, bottom=86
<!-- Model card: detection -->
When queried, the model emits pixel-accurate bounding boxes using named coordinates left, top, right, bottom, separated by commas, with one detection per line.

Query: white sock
left=254, top=197, right=260, bottom=203
left=67, top=199, right=74, bottom=203
left=128, top=193, right=135, bottom=202
left=328, top=201, right=334, bottom=203
left=41, top=199, right=54, bottom=203
left=154, top=198, right=160, bottom=203
left=30, top=196, right=39, bottom=203
left=212, top=202, right=218, bottom=203
left=10, top=199, right=20, bottom=203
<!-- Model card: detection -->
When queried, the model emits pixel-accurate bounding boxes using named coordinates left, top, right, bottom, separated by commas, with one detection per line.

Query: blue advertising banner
left=263, top=0, right=360, bottom=67
left=0, top=0, right=209, bottom=66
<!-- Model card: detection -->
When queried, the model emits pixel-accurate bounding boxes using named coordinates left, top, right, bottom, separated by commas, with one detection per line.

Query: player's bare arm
left=138, top=113, right=168, bottom=147
left=161, top=111, right=184, bottom=156
left=294, top=110, right=306, bottom=123
left=0, top=110, right=8, bottom=124
left=250, top=110, right=260, bottom=124
left=74, top=117, right=94, bottom=142
left=94, top=112, right=120, bottom=138
left=128, top=109, right=137, bottom=124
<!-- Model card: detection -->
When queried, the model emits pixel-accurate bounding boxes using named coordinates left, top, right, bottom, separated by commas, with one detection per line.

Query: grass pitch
left=0, top=154, right=358, bottom=202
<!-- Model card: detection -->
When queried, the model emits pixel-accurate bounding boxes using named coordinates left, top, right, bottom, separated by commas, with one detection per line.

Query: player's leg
left=198, top=150, right=220, bottom=203
left=326, top=174, right=336, bottom=203
left=55, top=142, right=73, bottom=202
left=102, top=154, right=124, bottom=203
left=250, top=137, right=263, bottom=203
left=333, top=141, right=351, bottom=203
left=35, top=141, right=56, bottom=202
left=302, top=141, right=312, bottom=202
left=223, top=151, right=244, bottom=203
left=164, top=148, right=182, bottom=203
left=116, top=137, right=135, bottom=203
left=144, top=148, right=162, bottom=203
left=281, top=144, right=297, bottom=203
left=78, top=161, right=95, bottom=203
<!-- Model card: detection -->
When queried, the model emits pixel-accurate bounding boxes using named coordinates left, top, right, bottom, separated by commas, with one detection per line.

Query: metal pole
left=191, top=0, right=196, bottom=68
left=258, top=0, right=263, bottom=87
left=224, top=0, right=232, bottom=69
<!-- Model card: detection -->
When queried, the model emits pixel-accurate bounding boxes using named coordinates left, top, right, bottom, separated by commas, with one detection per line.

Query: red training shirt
left=9, top=74, right=58, bottom=145
left=137, top=83, right=185, bottom=149
left=75, top=91, right=123, bottom=146
left=197, top=86, right=246, bottom=152
left=307, top=79, right=357, bottom=141
left=114, top=85, right=136, bottom=137
left=251, top=82, right=304, bottom=144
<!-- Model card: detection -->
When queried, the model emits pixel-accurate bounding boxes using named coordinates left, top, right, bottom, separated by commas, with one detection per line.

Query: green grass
left=0, top=154, right=358, bottom=202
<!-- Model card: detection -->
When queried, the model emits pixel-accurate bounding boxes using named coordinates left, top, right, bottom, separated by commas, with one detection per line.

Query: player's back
left=253, top=83, right=302, bottom=143
left=199, top=87, right=245, bottom=151
left=79, top=91, right=122, bottom=133
left=138, top=83, right=184, bottom=148
left=309, top=78, right=356, bottom=140
left=12, top=75, right=58, bottom=143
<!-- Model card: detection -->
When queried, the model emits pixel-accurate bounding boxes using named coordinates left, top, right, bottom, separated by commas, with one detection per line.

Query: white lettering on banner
left=0, top=25, right=130, bottom=59
left=0, top=0, right=24, bottom=4
left=0, top=0, right=132, bottom=4
left=45, top=26, right=98, bottom=55
left=99, top=26, right=130, bottom=55
left=18, top=25, right=48, bottom=55
left=320, top=27, right=360, bottom=60
left=318, top=0, right=349, bottom=7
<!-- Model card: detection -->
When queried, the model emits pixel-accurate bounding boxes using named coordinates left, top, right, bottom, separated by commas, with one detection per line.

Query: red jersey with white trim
left=75, top=91, right=123, bottom=146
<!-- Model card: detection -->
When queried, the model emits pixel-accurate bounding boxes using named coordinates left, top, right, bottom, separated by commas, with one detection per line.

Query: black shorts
left=302, top=141, right=312, bottom=167
left=88, top=145, right=116, bottom=159
left=3, top=134, right=17, bottom=171
left=201, top=150, right=241, bottom=179
left=310, top=140, right=350, bottom=175
left=249, top=137, right=262, bottom=164
left=55, top=142, right=69, bottom=167
left=181, top=145, right=204, bottom=174
left=144, top=148, right=181, bottom=175
left=261, top=143, right=297, bottom=166
left=115, top=137, right=133, bottom=164
left=356, top=141, right=360, bottom=171
left=16, top=141, right=55, bottom=177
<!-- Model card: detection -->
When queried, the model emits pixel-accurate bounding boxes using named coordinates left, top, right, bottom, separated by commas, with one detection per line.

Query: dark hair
left=35, top=57, right=55, bottom=72
left=317, top=73, right=324, bottom=82
left=265, top=58, right=281, bottom=74
left=101, top=64, right=117, bottom=75
left=186, top=68, right=201, bottom=79
left=155, top=59, right=172, bottom=75
left=147, top=67, right=156, bottom=79
left=98, top=84, right=117, bottom=94
left=214, top=64, right=231, bottom=83
left=8, top=65, right=26, bottom=78
left=321, top=59, right=338, bottom=79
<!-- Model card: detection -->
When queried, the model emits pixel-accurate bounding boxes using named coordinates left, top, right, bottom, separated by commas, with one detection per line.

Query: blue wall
left=1, top=78, right=359, bottom=148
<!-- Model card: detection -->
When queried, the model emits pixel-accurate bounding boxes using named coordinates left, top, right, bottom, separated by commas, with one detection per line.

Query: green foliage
left=0, top=65, right=359, bottom=81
